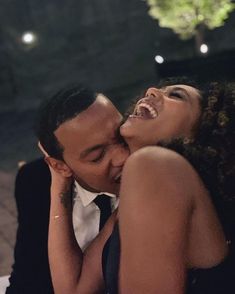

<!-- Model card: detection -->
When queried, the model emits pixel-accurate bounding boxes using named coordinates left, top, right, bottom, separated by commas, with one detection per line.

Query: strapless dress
left=102, top=224, right=235, bottom=294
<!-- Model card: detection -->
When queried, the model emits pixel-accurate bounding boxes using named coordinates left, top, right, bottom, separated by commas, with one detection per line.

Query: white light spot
left=200, top=44, right=208, bottom=54
left=18, top=161, right=26, bottom=168
left=155, top=55, right=164, bottom=64
left=22, top=32, right=36, bottom=44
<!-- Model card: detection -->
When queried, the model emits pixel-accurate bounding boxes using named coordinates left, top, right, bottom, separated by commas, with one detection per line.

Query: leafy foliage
left=145, top=0, right=235, bottom=39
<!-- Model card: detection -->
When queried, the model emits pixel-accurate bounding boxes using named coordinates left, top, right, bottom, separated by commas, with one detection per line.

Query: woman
left=104, top=79, right=235, bottom=293
left=43, top=78, right=235, bottom=293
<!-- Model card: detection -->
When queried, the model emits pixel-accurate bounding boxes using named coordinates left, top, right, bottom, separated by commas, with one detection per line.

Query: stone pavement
left=0, top=170, right=17, bottom=277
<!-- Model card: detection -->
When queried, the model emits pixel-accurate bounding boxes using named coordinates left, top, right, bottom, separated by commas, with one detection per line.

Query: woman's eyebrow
left=171, top=86, right=190, bottom=97
left=161, top=86, right=190, bottom=99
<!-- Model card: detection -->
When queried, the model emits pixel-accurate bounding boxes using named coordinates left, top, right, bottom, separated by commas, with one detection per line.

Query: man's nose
left=111, top=145, right=129, bottom=167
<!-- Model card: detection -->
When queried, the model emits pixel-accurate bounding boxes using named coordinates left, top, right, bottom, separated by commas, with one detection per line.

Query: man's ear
left=45, top=157, right=73, bottom=178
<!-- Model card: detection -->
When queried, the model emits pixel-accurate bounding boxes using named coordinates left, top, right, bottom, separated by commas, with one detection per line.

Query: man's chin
left=74, top=176, right=120, bottom=195
left=74, top=178, right=100, bottom=193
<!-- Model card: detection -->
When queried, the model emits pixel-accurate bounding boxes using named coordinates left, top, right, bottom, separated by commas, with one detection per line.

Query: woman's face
left=120, top=84, right=201, bottom=152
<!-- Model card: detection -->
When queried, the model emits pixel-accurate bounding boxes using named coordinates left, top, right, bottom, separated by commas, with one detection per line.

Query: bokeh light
left=155, top=55, right=164, bottom=64
left=200, top=44, right=209, bottom=54
left=21, top=32, right=36, bottom=44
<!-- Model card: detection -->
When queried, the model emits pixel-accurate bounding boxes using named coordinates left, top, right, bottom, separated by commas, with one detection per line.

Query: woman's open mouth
left=129, top=102, right=158, bottom=120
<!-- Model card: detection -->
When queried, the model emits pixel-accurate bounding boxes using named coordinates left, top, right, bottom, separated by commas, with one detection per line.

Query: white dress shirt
left=72, top=181, right=118, bottom=251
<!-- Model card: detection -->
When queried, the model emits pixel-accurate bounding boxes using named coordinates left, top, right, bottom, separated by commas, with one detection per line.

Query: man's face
left=54, top=94, right=129, bottom=194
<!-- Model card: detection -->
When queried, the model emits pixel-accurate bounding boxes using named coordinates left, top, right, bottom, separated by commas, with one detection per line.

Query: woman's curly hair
left=158, top=77, right=235, bottom=235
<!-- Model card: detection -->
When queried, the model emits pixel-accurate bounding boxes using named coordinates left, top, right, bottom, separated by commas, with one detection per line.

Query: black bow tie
left=94, top=194, right=112, bottom=231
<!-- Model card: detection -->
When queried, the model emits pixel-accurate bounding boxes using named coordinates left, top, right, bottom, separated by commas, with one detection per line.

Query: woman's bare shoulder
left=124, top=146, right=193, bottom=175
left=121, top=145, right=204, bottom=206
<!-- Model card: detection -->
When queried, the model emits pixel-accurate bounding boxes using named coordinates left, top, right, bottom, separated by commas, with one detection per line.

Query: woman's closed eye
left=169, top=91, right=185, bottom=100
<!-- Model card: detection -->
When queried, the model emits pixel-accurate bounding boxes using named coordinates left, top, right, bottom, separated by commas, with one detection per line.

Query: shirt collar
left=74, top=181, right=116, bottom=207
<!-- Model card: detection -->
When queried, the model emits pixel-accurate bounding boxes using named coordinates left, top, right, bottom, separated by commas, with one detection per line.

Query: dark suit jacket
left=6, top=158, right=54, bottom=294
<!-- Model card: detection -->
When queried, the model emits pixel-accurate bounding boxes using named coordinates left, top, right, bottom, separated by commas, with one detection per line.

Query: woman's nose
left=145, top=87, right=163, bottom=99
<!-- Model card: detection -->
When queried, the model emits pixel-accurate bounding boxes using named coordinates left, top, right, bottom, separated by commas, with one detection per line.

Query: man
left=7, top=85, right=129, bottom=293
left=7, top=158, right=53, bottom=294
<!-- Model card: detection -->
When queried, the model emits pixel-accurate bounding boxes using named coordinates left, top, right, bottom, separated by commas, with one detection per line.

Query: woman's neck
left=128, top=140, right=156, bottom=154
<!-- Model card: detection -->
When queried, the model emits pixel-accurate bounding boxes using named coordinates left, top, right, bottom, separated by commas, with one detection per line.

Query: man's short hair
left=35, top=85, right=97, bottom=160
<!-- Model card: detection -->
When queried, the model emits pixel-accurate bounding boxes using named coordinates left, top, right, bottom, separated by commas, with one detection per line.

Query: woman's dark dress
left=102, top=224, right=235, bottom=294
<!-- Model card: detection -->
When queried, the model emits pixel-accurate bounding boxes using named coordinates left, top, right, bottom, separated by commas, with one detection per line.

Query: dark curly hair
left=158, top=77, right=235, bottom=237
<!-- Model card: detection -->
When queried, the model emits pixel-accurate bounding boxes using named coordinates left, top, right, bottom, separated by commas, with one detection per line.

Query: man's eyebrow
left=80, top=145, right=103, bottom=159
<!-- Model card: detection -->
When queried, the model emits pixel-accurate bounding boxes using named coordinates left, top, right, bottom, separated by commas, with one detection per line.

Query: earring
left=183, top=138, right=192, bottom=144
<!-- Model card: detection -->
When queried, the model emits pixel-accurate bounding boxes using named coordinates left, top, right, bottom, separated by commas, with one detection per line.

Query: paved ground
left=0, top=110, right=41, bottom=277
left=0, top=170, right=17, bottom=277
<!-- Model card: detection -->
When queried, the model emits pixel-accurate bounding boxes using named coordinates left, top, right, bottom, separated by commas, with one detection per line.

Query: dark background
left=0, top=0, right=235, bottom=169
left=0, top=0, right=235, bottom=277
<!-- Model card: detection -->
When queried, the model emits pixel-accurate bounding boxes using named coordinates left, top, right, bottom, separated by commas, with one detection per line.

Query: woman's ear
left=46, top=157, right=73, bottom=177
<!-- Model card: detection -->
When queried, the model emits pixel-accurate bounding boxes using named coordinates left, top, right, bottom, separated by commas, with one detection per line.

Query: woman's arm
left=47, top=169, right=116, bottom=294
left=118, top=146, right=196, bottom=294
left=48, top=178, right=81, bottom=293
left=38, top=143, right=112, bottom=293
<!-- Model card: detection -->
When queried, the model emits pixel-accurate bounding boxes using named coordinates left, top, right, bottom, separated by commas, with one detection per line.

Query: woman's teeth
left=134, top=102, right=158, bottom=119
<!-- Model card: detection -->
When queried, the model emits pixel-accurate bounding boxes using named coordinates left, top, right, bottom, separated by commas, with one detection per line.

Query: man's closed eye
left=91, top=149, right=106, bottom=163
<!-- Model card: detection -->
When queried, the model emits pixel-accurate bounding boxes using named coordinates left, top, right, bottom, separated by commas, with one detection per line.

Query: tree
left=144, top=0, right=235, bottom=53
